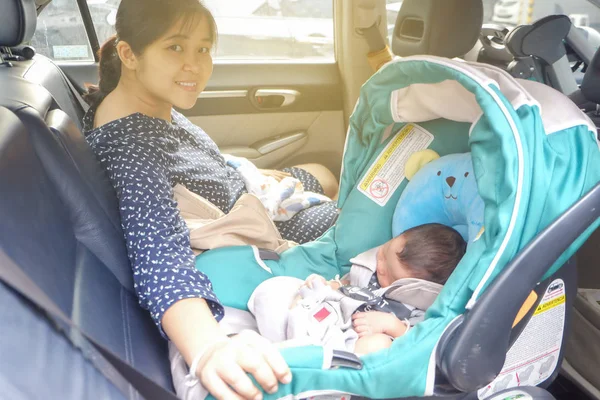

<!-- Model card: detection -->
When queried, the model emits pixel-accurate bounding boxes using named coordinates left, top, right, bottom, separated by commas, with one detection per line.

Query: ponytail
left=84, top=35, right=122, bottom=107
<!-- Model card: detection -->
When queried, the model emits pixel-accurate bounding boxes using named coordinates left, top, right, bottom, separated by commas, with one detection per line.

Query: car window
left=30, top=0, right=95, bottom=61
left=204, top=0, right=335, bottom=61
left=386, top=1, right=403, bottom=43
left=90, top=0, right=119, bottom=46
left=30, top=0, right=334, bottom=63
left=483, top=0, right=600, bottom=34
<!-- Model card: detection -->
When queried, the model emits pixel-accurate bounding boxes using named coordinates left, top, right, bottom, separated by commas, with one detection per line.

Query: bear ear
left=405, top=149, right=440, bottom=181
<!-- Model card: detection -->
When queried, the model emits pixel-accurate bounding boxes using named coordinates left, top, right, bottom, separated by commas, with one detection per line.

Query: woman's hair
left=84, top=0, right=217, bottom=107
left=397, top=223, right=467, bottom=285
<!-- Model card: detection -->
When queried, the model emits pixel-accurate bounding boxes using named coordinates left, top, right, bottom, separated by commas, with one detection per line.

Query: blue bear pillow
left=392, top=152, right=484, bottom=243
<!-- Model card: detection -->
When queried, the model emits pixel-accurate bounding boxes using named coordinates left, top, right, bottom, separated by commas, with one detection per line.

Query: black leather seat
left=0, top=0, right=173, bottom=394
left=0, top=106, right=130, bottom=400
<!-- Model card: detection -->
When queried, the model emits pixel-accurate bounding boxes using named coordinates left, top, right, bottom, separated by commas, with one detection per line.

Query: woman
left=82, top=0, right=339, bottom=398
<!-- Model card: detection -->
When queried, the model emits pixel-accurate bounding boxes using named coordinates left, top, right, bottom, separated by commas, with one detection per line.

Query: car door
left=30, top=0, right=346, bottom=177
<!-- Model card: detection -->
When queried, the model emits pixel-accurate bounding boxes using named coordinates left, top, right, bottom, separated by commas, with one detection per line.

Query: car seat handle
left=437, top=182, right=600, bottom=392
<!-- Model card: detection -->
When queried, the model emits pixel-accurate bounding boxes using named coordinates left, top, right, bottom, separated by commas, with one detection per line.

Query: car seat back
left=0, top=97, right=173, bottom=390
left=0, top=107, right=129, bottom=400
left=0, top=0, right=173, bottom=391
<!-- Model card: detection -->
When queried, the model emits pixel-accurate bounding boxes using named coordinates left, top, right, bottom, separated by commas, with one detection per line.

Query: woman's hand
left=162, top=299, right=291, bottom=400
left=352, top=311, right=408, bottom=338
left=259, top=169, right=291, bottom=182
left=196, top=330, right=292, bottom=400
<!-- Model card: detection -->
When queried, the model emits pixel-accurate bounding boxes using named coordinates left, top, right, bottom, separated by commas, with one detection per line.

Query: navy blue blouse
left=83, top=108, right=246, bottom=337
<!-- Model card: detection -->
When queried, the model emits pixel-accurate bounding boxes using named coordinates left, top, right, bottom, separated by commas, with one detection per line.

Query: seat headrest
left=0, top=0, right=37, bottom=48
left=391, top=0, right=483, bottom=58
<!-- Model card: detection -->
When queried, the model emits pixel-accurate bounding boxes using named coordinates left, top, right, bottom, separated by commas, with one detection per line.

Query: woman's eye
left=199, top=47, right=210, bottom=54
left=169, top=45, right=183, bottom=52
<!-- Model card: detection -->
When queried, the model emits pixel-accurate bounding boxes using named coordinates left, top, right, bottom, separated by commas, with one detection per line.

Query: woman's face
left=133, top=14, right=214, bottom=110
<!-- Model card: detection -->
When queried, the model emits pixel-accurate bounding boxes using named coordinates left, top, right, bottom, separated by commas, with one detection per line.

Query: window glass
left=203, top=0, right=335, bottom=61
left=89, top=0, right=119, bottom=46
left=31, top=0, right=334, bottom=62
left=483, top=0, right=600, bottom=33
left=386, top=1, right=403, bottom=43
left=30, top=0, right=94, bottom=61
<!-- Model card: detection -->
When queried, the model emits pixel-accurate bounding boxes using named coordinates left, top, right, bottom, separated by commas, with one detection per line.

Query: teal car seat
left=175, top=1, right=600, bottom=399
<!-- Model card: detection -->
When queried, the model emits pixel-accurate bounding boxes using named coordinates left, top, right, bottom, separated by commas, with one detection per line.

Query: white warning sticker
left=477, top=279, right=566, bottom=399
left=357, top=124, right=434, bottom=206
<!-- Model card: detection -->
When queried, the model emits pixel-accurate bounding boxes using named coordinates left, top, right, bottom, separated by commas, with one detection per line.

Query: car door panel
left=182, top=62, right=345, bottom=174
left=186, top=63, right=343, bottom=115
left=193, top=110, right=344, bottom=174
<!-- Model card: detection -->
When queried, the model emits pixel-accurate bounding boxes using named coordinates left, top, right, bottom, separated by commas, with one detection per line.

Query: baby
left=304, top=223, right=467, bottom=354
left=248, top=223, right=467, bottom=354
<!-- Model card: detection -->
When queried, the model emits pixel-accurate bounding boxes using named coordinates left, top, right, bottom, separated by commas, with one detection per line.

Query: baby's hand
left=304, top=274, right=327, bottom=288
left=352, top=311, right=408, bottom=338
left=259, top=169, right=292, bottom=182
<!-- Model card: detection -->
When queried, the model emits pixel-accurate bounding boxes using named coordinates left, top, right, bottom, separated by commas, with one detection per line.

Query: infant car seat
left=183, top=54, right=600, bottom=400
left=170, top=1, right=600, bottom=399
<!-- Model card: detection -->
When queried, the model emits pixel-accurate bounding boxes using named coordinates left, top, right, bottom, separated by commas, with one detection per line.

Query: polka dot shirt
left=83, top=108, right=246, bottom=337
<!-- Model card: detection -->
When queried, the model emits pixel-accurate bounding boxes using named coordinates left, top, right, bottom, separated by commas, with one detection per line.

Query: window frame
left=76, top=0, right=101, bottom=61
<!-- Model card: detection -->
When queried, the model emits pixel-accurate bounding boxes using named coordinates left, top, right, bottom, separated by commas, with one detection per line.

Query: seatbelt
left=353, top=1, right=394, bottom=73
left=56, top=65, right=91, bottom=114
left=0, top=249, right=180, bottom=400
left=362, top=24, right=394, bottom=73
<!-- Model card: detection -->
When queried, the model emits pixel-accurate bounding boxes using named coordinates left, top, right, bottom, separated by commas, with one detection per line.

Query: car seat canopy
left=337, top=56, right=598, bottom=295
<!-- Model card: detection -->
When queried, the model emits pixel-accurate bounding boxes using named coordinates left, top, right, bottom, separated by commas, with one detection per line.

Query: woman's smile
left=176, top=81, right=198, bottom=92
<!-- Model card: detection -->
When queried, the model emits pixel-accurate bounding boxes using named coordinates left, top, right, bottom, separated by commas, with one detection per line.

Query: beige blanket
left=173, top=184, right=296, bottom=255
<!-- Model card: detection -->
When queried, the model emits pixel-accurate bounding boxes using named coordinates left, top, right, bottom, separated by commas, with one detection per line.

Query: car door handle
left=254, top=89, right=300, bottom=108
left=198, top=90, right=248, bottom=99
left=252, top=131, right=307, bottom=155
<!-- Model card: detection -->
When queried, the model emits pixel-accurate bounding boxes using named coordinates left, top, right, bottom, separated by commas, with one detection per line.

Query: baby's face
left=375, top=234, right=411, bottom=287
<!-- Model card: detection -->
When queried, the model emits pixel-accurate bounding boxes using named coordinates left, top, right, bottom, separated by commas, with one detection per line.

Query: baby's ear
left=376, top=258, right=387, bottom=277
left=405, top=149, right=440, bottom=181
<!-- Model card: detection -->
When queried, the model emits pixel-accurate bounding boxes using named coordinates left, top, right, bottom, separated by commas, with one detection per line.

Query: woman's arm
left=95, top=136, right=222, bottom=336
left=162, top=298, right=227, bottom=366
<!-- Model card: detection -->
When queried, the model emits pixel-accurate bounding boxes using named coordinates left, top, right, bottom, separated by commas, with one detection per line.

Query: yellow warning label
left=357, top=123, right=434, bottom=206
left=534, top=295, right=566, bottom=316
left=359, top=124, right=413, bottom=191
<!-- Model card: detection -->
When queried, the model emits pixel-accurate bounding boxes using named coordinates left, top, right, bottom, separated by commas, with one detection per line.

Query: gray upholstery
left=0, top=0, right=36, bottom=47
left=391, top=0, right=483, bottom=58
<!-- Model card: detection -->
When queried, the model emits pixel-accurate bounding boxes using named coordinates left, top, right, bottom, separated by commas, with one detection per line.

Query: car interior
left=2, top=0, right=600, bottom=399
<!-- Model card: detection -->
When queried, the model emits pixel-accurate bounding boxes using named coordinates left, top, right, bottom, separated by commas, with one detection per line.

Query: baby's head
left=376, top=223, right=467, bottom=287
